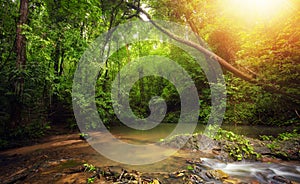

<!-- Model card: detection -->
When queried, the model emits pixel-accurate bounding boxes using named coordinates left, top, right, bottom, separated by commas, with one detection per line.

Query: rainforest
left=0, top=0, right=300, bottom=183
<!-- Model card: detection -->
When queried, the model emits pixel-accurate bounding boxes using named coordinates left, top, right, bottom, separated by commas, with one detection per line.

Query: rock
left=160, top=132, right=300, bottom=161
left=186, top=159, right=203, bottom=166
left=192, top=165, right=202, bottom=175
left=195, top=134, right=219, bottom=150
left=212, top=149, right=221, bottom=155
left=190, top=174, right=204, bottom=183
left=249, top=138, right=272, bottom=155
left=254, top=170, right=275, bottom=183
left=152, top=179, right=161, bottom=184
left=223, top=178, right=241, bottom=184
left=159, top=134, right=219, bottom=151
left=205, top=169, right=229, bottom=180
left=260, top=156, right=282, bottom=163
left=128, top=181, right=138, bottom=184
left=169, top=170, right=187, bottom=178
left=255, top=137, right=300, bottom=161
left=271, top=175, right=292, bottom=184
left=212, top=146, right=222, bottom=151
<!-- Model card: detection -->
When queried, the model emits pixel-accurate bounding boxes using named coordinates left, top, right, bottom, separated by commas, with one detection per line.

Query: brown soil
left=0, top=132, right=94, bottom=184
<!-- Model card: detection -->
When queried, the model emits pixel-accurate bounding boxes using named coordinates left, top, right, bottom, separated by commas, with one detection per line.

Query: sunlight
left=220, top=0, right=292, bottom=23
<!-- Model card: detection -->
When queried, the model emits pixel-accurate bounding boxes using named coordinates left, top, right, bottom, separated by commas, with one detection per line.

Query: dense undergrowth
left=0, top=122, right=51, bottom=150
left=161, top=125, right=300, bottom=161
left=213, top=128, right=261, bottom=161
left=0, top=1, right=299, bottom=148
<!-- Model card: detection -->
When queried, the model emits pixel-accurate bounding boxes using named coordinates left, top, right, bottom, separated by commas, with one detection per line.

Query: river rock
left=271, top=175, right=292, bottom=184
left=159, top=134, right=219, bottom=151
left=160, top=132, right=300, bottom=161
left=160, top=135, right=190, bottom=149
left=205, top=169, right=229, bottom=180
left=190, top=174, right=204, bottom=183
left=223, top=178, right=241, bottom=184
left=169, top=170, right=187, bottom=178
left=254, top=169, right=276, bottom=183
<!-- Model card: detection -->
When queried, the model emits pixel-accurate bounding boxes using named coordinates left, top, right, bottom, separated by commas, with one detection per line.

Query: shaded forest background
left=0, top=0, right=299, bottom=144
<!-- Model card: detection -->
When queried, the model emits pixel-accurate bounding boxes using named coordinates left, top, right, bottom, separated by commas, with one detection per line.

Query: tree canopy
left=0, top=0, right=299, bottom=140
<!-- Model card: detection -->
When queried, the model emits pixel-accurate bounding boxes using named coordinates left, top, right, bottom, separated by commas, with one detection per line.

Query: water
left=109, top=123, right=292, bottom=142
left=201, top=158, right=300, bottom=183
left=221, top=124, right=294, bottom=138
left=88, top=123, right=300, bottom=182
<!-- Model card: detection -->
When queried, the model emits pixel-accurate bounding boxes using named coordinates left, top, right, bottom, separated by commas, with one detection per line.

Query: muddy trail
left=0, top=133, right=94, bottom=184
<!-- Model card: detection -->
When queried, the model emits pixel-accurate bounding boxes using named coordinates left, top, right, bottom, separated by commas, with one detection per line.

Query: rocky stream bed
left=0, top=132, right=299, bottom=184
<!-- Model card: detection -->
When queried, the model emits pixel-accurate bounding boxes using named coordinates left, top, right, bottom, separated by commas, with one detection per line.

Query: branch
left=126, top=4, right=300, bottom=102
left=127, top=4, right=254, bottom=81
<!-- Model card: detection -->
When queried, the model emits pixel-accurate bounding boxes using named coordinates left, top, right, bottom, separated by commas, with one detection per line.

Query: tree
left=127, top=2, right=300, bottom=124
left=16, top=0, right=29, bottom=70
left=11, top=0, right=29, bottom=127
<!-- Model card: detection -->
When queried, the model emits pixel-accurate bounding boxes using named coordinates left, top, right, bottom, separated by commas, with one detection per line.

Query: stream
left=200, top=158, right=300, bottom=183
left=106, top=123, right=300, bottom=183
left=109, top=123, right=294, bottom=141
left=1, top=123, right=299, bottom=183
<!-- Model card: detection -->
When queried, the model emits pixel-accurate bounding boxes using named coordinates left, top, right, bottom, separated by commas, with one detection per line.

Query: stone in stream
left=190, top=174, right=204, bottom=183
left=222, top=178, right=242, bottom=184
left=192, top=165, right=202, bottom=175
left=254, top=169, right=275, bottom=183
left=271, top=175, right=293, bottom=184
left=168, top=170, right=187, bottom=178
left=159, top=134, right=219, bottom=151
left=149, top=178, right=161, bottom=184
left=186, top=159, right=203, bottom=166
left=205, top=169, right=229, bottom=180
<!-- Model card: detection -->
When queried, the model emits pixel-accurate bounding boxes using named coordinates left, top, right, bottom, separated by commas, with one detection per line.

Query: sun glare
left=221, top=0, right=292, bottom=23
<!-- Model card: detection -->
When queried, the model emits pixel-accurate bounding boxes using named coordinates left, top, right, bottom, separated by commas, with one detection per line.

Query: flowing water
left=200, top=158, right=300, bottom=183
left=104, top=123, right=300, bottom=183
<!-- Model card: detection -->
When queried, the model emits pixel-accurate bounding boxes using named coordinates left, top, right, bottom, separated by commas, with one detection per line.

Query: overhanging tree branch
left=127, top=3, right=300, bottom=102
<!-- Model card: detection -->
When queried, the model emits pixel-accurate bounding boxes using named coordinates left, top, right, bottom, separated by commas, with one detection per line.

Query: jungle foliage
left=0, top=0, right=299, bottom=140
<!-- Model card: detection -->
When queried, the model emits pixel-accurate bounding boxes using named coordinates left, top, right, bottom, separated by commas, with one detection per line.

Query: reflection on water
left=88, top=147, right=213, bottom=173
left=109, top=123, right=292, bottom=143
left=221, top=124, right=294, bottom=138
left=88, top=131, right=181, bottom=165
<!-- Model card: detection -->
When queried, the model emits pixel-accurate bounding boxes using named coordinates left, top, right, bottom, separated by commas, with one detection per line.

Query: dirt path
left=0, top=133, right=95, bottom=183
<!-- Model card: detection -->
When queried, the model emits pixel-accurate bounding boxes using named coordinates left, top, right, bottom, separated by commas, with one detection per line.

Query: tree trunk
left=15, top=0, right=29, bottom=95
left=53, top=40, right=60, bottom=76
left=16, top=0, right=28, bottom=70
left=12, top=0, right=29, bottom=127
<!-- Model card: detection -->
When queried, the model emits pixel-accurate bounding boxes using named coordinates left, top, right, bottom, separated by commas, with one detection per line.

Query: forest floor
left=0, top=125, right=93, bottom=184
